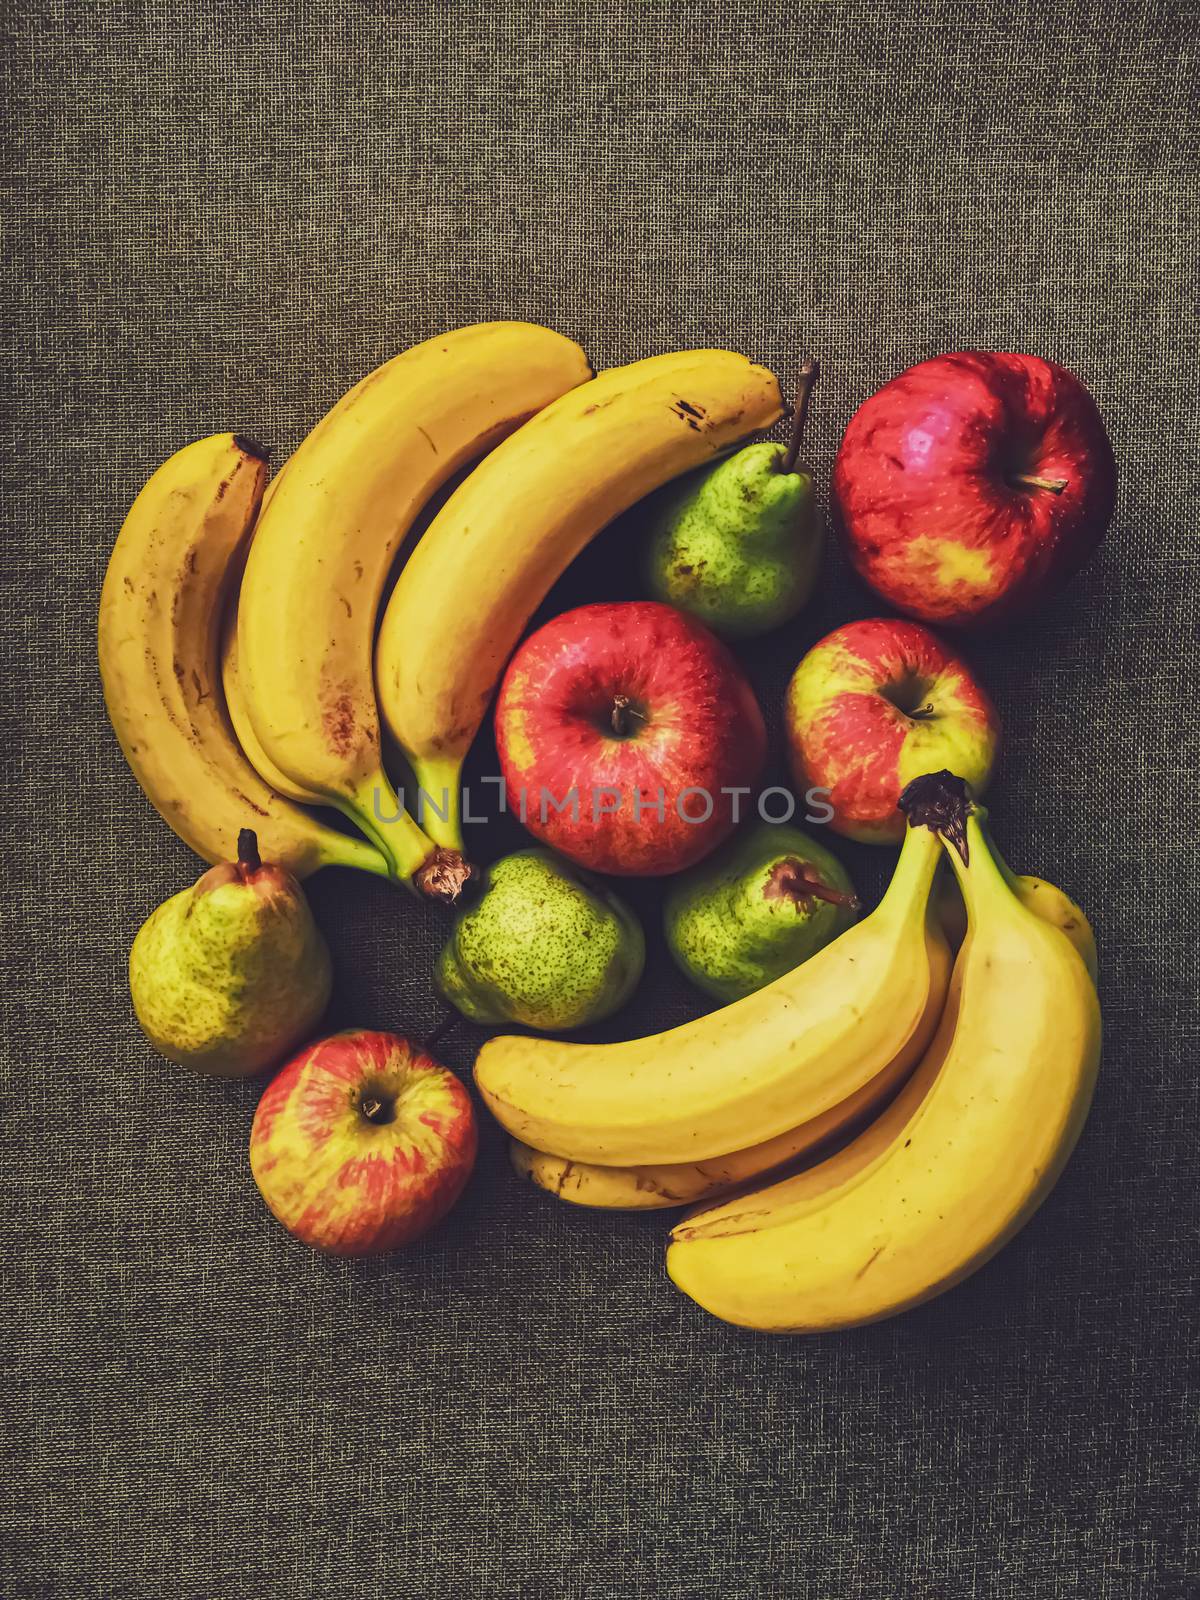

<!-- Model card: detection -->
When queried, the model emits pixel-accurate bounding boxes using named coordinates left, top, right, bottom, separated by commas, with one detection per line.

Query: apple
left=832, top=352, right=1116, bottom=627
left=249, top=1030, right=477, bottom=1254
left=785, top=618, right=1000, bottom=844
left=495, top=601, right=767, bottom=875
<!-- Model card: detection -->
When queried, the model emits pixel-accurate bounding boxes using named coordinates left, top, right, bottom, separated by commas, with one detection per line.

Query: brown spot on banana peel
left=321, top=687, right=357, bottom=757
left=855, top=1244, right=887, bottom=1280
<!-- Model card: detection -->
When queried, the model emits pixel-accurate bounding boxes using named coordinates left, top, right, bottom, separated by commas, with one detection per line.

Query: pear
left=436, top=849, right=644, bottom=1031
left=129, top=830, right=332, bottom=1076
left=642, top=359, right=822, bottom=639
left=664, top=821, right=858, bottom=1003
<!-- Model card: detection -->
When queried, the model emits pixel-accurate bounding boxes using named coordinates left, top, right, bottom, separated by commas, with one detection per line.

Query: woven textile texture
left=3, top=2, right=1197, bottom=1596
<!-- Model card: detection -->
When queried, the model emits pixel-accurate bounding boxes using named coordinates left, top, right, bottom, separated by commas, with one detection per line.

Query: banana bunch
left=665, top=787, right=1101, bottom=1332
left=488, top=772, right=1100, bottom=1332
left=98, top=434, right=389, bottom=880
left=102, top=329, right=782, bottom=902
left=509, top=841, right=1097, bottom=1213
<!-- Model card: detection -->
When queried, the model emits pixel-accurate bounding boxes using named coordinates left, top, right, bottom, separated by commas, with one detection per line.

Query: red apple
left=495, top=601, right=767, bottom=875
left=249, top=1030, right=477, bottom=1254
left=786, top=618, right=1000, bottom=844
left=833, top=352, right=1116, bottom=627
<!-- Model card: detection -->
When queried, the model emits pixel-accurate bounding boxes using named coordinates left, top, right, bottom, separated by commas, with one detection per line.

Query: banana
left=220, top=595, right=325, bottom=809
left=237, top=322, right=593, bottom=898
left=936, top=843, right=1098, bottom=981
left=515, top=837, right=1093, bottom=1213
left=666, top=799, right=1102, bottom=1332
left=507, top=961, right=949, bottom=1209
left=376, top=349, right=785, bottom=852
left=98, top=434, right=388, bottom=880
left=474, top=811, right=949, bottom=1166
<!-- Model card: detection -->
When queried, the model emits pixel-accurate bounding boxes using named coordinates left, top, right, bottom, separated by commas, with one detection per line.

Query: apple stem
left=1009, top=473, right=1068, bottom=495
left=779, top=356, right=820, bottom=474
left=237, top=828, right=261, bottom=876
left=358, top=1090, right=396, bottom=1126
left=909, top=702, right=937, bottom=722
left=610, top=695, right=645, bottom=738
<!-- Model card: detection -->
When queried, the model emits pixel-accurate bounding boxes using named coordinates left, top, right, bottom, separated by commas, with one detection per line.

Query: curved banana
left=517, top=842, right=1094, bottom=1212
left=936, top=843, right=1098, bottom=982
left=507, top=946, right=949, bottom=1209
left=474, top=813, right=947, bottom=1166
left=237, top=322, right=593, bottom=898
left=376, top=349, right=785, bottom=852
left=98, top=434, right=388, bottom=880
left=220, top=597, right=326, bottom=808
left=666, top=805, right=1101, bottom=1332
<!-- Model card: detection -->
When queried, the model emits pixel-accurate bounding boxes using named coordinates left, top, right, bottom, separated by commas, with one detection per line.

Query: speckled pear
left=436, top=849, right=644, bottom=1031
left=642, top=359, right=822, bottom=638
left=664, top=821, right=859, bottom=1002
left=129, top=831, right=332, bottom=1076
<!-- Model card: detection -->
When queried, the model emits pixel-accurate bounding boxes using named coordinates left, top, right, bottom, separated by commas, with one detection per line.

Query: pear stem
left=237, top=829, right=261, bottom=875
left=780, top=357, right=820, bottom=474
left=1009, top=472, right=1068, bottom=494
left=423, top=1008, right=460, bottom=1055
left=766, top=857, right=859, bottom=910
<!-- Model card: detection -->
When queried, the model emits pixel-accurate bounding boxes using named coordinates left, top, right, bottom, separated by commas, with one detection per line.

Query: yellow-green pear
left=129, top=830, right=332, bottom=1076
left=642, top=359, right=823, bottom=638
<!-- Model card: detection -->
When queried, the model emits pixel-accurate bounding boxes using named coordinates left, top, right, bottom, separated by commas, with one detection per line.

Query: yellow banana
left=667, top=802, right=1101, bottom=1332
left=474, top=813, right=948, bottom=1166
left=507, top=957, right=949, bottom=1209
left=520, top=837, right=1094, bottom=1213
left=935, top=844, right=1098, bottom=982
left=98, top=435, right=388, bottom=880
left=237, top=322, right=593, bottom=898
left=376, top=349, right=785, bottom=852
left=220, top=595, right=326, bottom=809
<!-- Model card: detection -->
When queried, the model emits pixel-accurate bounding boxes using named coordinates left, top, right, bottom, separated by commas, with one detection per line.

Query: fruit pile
left=98, top=324, right=1114, bottom=1332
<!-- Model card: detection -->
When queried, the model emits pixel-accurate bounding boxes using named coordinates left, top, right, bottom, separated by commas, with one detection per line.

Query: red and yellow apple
left=249, top=1030, right=477, bottom=1254
left=833, top=352, right=1116, bottom=627
left=785, top=618, right=1000, bottom=843
left=495, top=601, right=767, bottom=875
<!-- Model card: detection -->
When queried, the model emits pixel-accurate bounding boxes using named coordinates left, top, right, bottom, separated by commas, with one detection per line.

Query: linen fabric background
left=2, top=2, right=1196, bottom=1596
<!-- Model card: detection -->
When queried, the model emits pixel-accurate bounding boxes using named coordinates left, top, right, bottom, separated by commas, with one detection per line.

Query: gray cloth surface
left=2, top=2, right=1197, bottom=1596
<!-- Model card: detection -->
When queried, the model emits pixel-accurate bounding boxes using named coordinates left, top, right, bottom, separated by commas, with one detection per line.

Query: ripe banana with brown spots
left=98, top=434, right=388, bottom=879
left=235, top=322, right=593, bottom=900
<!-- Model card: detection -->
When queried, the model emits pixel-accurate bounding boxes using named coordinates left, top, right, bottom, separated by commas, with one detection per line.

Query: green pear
left=436, top=849, right=644, bottom=1031
left=642, top=359, right=822, bottom=638
left=129, top=830, right=332, bottom=1076
left=664, top=821, right=858, bottom=1003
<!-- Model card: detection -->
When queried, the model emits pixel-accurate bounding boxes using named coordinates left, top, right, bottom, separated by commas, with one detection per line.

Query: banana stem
left=409, top=755, right=467, bottom=854
left=875, top=822, right=943, bottom=922
left=334, top=775, right=454, bottom=895
left=943, top=812, right=1015, bottom=926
